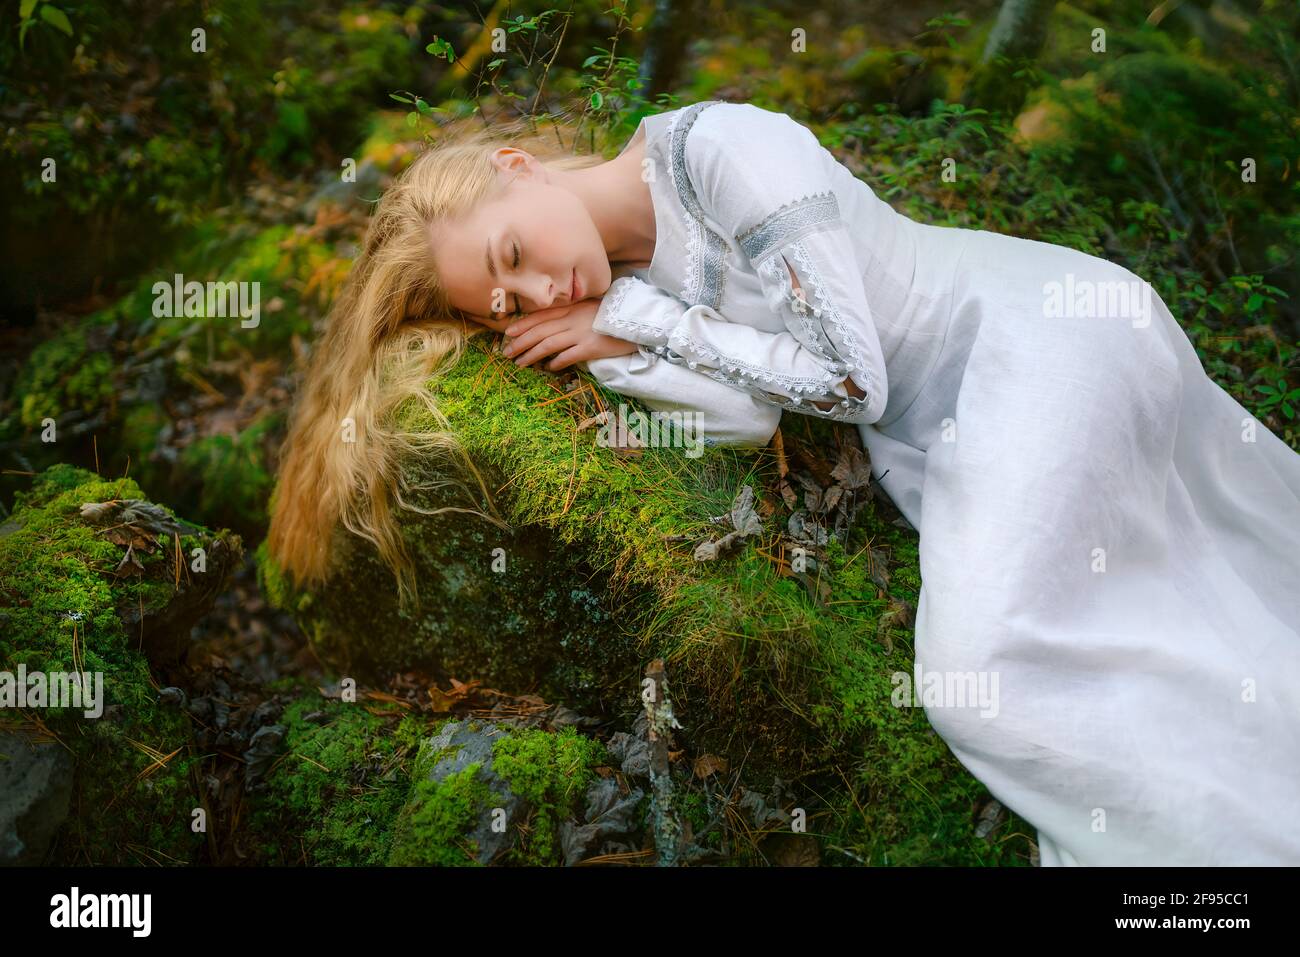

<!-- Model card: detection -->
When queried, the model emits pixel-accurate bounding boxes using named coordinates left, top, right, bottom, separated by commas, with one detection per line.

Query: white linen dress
left=581, top=100, right=1300, bottom=866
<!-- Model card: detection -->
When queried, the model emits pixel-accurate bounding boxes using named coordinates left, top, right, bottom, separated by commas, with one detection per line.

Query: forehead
left=430, top=196, right=512, bottom=315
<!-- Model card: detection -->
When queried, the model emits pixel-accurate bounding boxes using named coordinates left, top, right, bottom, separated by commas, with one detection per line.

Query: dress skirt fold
left=859, top=227, right=1300, bottom=865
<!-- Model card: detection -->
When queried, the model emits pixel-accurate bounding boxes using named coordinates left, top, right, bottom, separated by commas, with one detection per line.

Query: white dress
left=582, top=100, right=1300, bottom=865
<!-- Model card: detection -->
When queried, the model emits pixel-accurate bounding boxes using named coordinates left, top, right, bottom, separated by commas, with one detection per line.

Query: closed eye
left=512, top=241, right=523, bottom=314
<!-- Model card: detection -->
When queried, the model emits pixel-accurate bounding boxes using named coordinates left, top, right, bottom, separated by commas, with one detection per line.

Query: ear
left=490, top=147, right=546, bottom=182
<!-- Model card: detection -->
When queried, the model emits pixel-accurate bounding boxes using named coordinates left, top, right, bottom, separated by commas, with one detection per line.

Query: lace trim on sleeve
left=647, top=337, right=872, bottom=422
left=593, top=277, right=668, bottom=343
left=787, top=238, right=867, bottom=376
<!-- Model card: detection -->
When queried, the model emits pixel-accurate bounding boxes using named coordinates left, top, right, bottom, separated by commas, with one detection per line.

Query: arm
left=593, top=102, right=889, bottom=425
left=591, top=275, right=873, bottom=420
left=492, top=294, right=783, bottom=448
left=581, top=346, right=783, bottom=448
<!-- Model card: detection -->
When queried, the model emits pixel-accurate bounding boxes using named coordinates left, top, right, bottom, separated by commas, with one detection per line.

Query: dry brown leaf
left=693, top=753, right=729, bottom=779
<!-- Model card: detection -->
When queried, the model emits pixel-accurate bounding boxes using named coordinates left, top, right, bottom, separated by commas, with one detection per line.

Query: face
left=429, top=149, right=612, bottom=325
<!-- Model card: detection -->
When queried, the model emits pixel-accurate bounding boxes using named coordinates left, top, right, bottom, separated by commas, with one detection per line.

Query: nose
left=523, top=273, right=557, bottom=311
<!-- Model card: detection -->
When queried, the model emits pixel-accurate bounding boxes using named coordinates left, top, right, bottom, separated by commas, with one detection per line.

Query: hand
left=811, top=376, right=866, bottom=411
left=500, top=299, right=637, bottom=371
left=465, top=302, right=573, bottom=335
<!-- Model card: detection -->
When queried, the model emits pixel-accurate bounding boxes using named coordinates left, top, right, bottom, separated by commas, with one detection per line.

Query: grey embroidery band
left=737, top=191, right=842, bottom=264
left=648, top=341, right=871, bottom=422
left=668, top=100, right=720, bottom=223
left=649, top=328, right=846, bottom=397
left=771, top=392, right=870, bottom=421
left=667, top=100, right=728, bottom=311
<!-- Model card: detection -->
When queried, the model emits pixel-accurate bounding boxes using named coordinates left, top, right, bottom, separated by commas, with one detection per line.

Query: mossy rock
left=263, top=341, right=1037, bottom=865
left=0, top=464, right=241, bottom=864
left=387, top=718, right=610, bottom=867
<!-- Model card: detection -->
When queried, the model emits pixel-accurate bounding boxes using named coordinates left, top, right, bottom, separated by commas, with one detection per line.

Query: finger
left=546, top=344, right=587, bottom=372
left=503, top=317, right=572, bottom=357
left=505, top=305, right=571, bottom=336
left=515, top=330, right=580, bottom=368
left=467, top=312, right=513, bottom=334
left=514, top=330, right=581, bottom=369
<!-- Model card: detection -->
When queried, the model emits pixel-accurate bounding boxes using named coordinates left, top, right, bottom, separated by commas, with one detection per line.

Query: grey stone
left=0, top=733, right=74, bottom=866
left=418, top=719, right=525, bottom=866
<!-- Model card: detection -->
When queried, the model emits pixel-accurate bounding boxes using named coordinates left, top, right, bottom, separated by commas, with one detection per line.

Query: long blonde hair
left=268, top=118, right=602, bottom=605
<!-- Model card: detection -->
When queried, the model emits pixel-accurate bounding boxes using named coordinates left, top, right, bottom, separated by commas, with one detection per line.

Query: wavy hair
left=268, top=119, right=602, bottom=605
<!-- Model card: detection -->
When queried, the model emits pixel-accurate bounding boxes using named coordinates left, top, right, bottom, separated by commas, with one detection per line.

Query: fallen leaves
left=80, top=498, right=194, bottom=576
left=692, top=484, right=763, bottom=561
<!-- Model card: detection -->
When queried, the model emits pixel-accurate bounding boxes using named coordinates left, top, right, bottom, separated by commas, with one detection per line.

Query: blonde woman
left=269, top=100, right=1300, bottom=866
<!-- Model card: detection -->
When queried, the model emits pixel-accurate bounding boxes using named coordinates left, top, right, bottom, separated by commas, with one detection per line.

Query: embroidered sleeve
left=581, top=345, right=782, bottom=449
left=591, top=276, right=873, bottom=421
left=681, top=102, right=890, bottom=424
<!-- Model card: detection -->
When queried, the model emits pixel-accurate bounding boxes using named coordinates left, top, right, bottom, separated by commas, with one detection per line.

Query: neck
left=549, top=144, right=656, bottom=266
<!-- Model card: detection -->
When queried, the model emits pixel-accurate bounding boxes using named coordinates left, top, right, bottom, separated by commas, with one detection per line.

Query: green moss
left=383, top=722, right=609, bottom=867
left=255, top=539, right=311, bottom=617
left=0, top=464, right=238, bottom=865
left=246, top=692, right=422, bottom=866
left=386, top=763, right=495, bottom=867
left=179, top=411, right=284, bottom=530
left=7, top=324, right=116, bottom=432
left=491, top=726, right=609, bottom=866
left=260, top=336, right=1031, bottom=864
left=3, top=465, right=185, bottom=709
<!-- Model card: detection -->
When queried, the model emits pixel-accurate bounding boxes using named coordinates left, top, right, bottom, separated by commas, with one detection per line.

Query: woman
left=269, top=100, right=1300, bottom=865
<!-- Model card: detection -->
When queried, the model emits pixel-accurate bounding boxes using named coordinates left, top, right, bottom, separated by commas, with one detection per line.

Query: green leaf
left=425, top=37, right=455, bottom=62
left=589, top=91, right=604, bottom=110
left=40, top=4, right=72, bottom=35
left=1246, top=293, right=1264, bottom=313
left=487, top=58, right=505, bottom=69
left=19, top=0, right=38, bottom=20
left=389, top=92, right=413, bottom=104
left=1283, top=402, right=1295, bottom=419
